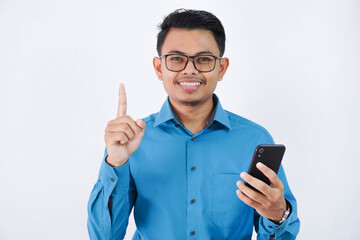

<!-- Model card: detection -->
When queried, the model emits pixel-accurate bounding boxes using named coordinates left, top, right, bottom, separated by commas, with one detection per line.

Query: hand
left=104, top=83, right=145, bottom=167
left=236, top=162, right=286, bottom=222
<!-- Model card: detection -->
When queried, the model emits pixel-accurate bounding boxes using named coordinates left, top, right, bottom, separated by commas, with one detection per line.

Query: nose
left=182, top=58, right=199, bottom=75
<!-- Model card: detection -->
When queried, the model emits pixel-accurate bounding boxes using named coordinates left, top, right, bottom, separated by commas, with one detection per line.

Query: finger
left=105, top=132, right=129, bottom=145
left=256, top=162, right=283, bottom=188
left=117, top=83, right=127, bottom=118
left=136, top=119, right=146, bottom=136
left=236, top=180, right=266, bottom=204
left=240, top=172, right=271, bottom=196
left=107, top=116, right=142, bottom=136
left=136, top=119, right=145, bottom=129
left=105, top=123, right=135, bottom=140
left=236, top=189, right=261, bottom=209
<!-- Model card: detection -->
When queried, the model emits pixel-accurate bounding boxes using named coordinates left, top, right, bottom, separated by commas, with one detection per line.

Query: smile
left=179, top=82, right=201, bottom=87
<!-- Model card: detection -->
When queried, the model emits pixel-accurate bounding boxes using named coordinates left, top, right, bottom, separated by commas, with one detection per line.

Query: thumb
left=136, top=119, right=146, bottom=135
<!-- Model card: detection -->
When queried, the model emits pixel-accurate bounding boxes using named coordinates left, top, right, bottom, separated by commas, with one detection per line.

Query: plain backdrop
left=0, top=0, right=359, bottom=239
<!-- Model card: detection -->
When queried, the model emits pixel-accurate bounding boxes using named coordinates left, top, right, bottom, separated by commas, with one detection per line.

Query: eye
left=168, top=55, right=185, bottom=62
left=196, top=56, right=213, bottom=63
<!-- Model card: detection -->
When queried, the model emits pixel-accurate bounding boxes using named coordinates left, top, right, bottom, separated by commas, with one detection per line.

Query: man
left=87, top=9, right=300, bottom=240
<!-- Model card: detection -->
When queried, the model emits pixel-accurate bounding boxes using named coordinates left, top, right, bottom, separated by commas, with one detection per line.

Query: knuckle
left=278, top=185, right=284, bottom=193
left=107, top=120, right=114, bottom=126
left=270, top=174, right=277, bottom=182
left=121, top=137, right=128, bottom=143
left=268, top=196, right=277, bottom=204
left=118, top=124, right=127, bottom=132
left=257, top=185, right=266, bottom=193
left=123, top=115, right=132, bottom=121
left=267, top=176, right=276, bottom=184
left=105, top=125, right=113, bottom=132
left=263, top=201, right=271, bottom=208
left=121, top=131, right=128, bottom=138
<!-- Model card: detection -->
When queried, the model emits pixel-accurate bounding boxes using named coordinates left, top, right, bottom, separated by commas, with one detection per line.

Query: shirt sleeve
left=253, top=135, right=300, bottom=239
left=87, top=148, right=137, bottom=240
left=254, top=164, right=300, bottom=239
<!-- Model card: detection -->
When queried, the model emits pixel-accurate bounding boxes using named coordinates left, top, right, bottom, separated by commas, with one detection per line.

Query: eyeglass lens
left=165, top=55, right=216, bottom=72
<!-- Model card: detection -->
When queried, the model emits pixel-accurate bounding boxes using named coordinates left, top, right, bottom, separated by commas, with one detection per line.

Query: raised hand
left=104, top=83, right=145, bottom=167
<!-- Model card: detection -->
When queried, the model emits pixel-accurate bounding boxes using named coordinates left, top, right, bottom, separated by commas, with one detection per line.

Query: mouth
left=179, top=82, right=201, bottom=87
left=176, top=78, right=205, bottom=92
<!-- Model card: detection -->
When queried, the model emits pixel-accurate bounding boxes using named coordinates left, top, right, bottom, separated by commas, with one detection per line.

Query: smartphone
left=245, top=144, right=286, bottom=193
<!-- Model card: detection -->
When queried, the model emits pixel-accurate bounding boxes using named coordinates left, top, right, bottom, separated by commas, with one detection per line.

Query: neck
left=169, top=96, right=214, bottom=135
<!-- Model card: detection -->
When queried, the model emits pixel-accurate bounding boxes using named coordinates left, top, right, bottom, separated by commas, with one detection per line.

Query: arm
left=87, top=84, right=145, bottom=239
left=87, top=150, right=137, bottom=239
left=252, top=165, right=300, bottom=239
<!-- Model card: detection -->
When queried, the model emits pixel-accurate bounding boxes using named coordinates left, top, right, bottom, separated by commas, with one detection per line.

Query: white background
left=1, top=0, right=359, bottom=239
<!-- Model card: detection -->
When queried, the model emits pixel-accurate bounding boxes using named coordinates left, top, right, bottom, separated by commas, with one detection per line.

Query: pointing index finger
left=117, top=83, right=127, bottom=118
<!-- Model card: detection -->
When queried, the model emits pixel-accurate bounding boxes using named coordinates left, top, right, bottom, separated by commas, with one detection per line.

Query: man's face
left=153, top=28, right=229, bottom=107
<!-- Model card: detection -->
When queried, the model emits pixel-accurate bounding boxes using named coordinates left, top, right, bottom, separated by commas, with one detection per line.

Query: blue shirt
left=87, top=96, right=300, bottom=240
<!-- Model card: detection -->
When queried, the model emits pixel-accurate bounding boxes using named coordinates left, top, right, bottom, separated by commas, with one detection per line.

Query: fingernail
left=257, top=162, right=264, bottom=168
left=240, top=172, right=246, bottom=179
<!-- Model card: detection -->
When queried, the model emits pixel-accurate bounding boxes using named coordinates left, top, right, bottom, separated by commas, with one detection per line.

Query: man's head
left=156, top=9, right=226, bottom=57
left=153, top=9, right=229, bottom=108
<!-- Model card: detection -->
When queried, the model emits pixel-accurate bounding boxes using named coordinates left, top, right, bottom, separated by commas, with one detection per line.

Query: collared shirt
left=172, top=94, right=218, bottom=129
left=87, top=95, right=300, bottom=240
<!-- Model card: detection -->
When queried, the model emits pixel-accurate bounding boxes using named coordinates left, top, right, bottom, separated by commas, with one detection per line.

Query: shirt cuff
left=98, top=152, right=131, bottom=200
left=261, top=200, right=293, bottom=236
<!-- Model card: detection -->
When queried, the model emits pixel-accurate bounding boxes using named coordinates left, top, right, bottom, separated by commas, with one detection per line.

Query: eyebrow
left=167, top=50, right=214, bottom=55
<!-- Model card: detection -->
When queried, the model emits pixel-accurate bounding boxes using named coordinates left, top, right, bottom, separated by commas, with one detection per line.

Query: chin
left=179, top=99, right=202, bottom=106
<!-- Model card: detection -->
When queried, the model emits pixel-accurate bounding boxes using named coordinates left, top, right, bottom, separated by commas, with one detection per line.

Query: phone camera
left=259, top=148, right=264, bottom=154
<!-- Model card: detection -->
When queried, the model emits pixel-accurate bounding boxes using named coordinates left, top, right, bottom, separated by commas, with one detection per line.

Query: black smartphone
left=245, top=144, right=286, bottom=193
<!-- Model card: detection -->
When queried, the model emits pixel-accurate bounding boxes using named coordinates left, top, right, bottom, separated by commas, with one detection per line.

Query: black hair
left=156, top=9, right=226, bottom=56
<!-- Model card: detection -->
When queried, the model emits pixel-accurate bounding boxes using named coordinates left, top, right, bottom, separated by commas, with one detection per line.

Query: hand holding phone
left=237, top=144, right=288, bottom=222
left=245, top=144, right=286, bottom=193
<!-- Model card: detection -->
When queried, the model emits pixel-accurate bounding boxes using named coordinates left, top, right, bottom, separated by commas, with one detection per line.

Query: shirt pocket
left=211, top=173, right=250, bottom=228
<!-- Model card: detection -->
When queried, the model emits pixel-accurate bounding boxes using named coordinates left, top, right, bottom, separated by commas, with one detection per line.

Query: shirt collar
left=154, top=94, right=231, bottom=130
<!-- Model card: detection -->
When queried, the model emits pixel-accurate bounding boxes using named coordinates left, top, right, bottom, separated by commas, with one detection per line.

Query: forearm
left=87, top=151, right=135, bottom=240
left=254, top=166, right=300, bottom=239
left=256, top=198, right=300, bottom=240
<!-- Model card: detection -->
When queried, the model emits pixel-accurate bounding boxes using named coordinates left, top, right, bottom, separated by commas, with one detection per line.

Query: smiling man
left=87, top=9, right=300, bottom=240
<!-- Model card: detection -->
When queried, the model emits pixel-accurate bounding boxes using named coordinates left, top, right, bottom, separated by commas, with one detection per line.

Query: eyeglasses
left=160, top=54, right=222, bottom=73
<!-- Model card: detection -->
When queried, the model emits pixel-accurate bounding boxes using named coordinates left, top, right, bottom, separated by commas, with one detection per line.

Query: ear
left=218, top=57, right=229, bottom=81
left=153, top=57, right=163, bottom=81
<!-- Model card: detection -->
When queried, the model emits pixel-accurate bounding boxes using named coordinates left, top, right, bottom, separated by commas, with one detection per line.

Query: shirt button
left=190, top=199, right=196, bottom=204
left=191, top=166, right=196, bottom=171
left=190, top=231, right=196, bottom=236
left=175, top=124, right=180, bottom=127
left=191, top=137, right=196, bottom=141
left=110, top=177, right=115, bottom=182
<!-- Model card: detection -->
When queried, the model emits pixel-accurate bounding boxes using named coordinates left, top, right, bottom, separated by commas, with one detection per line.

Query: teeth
left=179, top=82, right=201, bottom=87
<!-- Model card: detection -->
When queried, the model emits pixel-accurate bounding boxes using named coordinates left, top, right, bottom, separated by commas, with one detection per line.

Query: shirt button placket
left=187, top=136, right=199, bottom=239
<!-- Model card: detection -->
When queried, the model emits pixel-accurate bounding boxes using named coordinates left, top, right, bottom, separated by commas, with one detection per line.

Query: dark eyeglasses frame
left=160, top=54, right=222, bottom=73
